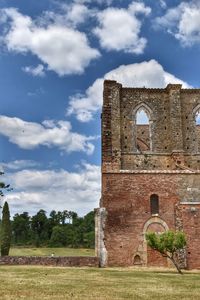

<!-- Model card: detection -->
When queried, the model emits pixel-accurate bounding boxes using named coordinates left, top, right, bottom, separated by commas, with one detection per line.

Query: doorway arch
left=142, top=217, right=169, bottom=267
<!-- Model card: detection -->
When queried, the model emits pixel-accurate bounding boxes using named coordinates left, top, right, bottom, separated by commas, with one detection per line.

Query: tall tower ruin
left=96, top=80, right=200, bottom=269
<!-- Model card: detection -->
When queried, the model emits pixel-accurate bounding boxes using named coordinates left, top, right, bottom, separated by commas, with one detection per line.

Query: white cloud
left=93, top=1, right=151, bottom=54
left=67, top=59, right=191, bottom=122
left=155, top=1, right=200, bottom=46
left=65, top=3, right=90, bottom=26
left=22, top=64, right=45, bottom=77
left=40, top=3, right=90, bottom=28
left=0, top=115, right=96, bottom=154
left=1, top=8, right=100, bottom=76
left=4, top=163, right=101, bottom=216
left=1, top=160, right=40, bottom=171
left=159, top=0, right=167, bottom=10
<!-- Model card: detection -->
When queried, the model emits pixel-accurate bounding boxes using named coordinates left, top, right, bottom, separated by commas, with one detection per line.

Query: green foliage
left=83, top=231, right=95, bottom=248
left=1, top=202, right=11, bottom=256
left=49, top=226, right=66, bottom=247
left=0, top=172, right=12, bottom=197
left=11, top=209, right=95, bottom=249
left=31, top=210, right=48, bottom=246
left=12, top=212, right=31, bottom=245
left=146, top=231, right=186, bottom=254
left=146, top=230, right=186, bottom=274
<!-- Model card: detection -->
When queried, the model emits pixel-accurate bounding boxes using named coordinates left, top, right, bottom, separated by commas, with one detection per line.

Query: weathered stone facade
left=96, top=80, right=200, bottom=269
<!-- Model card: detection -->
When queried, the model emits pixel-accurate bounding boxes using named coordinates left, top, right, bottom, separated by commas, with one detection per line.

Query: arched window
left=135, top=107, right=151, bottom=152
left=196, top=111, right=200, bottom=125
left=194, top=106, right=200, bottom=153
left=136, top=110, right=149, bottom=125
left=150, top=194, right=159, bottom=215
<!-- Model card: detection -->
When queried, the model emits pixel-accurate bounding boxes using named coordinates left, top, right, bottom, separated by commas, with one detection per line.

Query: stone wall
left=102, top=80, right=200, bottom=172
left=0, top=256, right=99, bottom=267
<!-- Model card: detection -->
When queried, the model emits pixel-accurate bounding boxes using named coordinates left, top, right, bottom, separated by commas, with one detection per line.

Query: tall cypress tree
left=1, top=201, right=11, bottom=256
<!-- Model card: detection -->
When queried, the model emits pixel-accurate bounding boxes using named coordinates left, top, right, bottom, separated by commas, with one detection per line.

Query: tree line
left=0, top=172, right=95, bottom=249
left=11, top=209, right=95, bottom=248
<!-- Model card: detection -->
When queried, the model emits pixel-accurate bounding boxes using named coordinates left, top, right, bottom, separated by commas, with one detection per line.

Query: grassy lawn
left=9, top=247, right=95, bottom=257
left=0, top=266, right=200, bottom=300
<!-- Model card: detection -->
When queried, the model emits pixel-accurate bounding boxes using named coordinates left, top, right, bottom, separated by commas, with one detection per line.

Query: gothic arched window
left=135, top=107, right=151, bottom=152
left=194, top=105, right=200, bottom=153
left=150, top=194, right=159, bottom=215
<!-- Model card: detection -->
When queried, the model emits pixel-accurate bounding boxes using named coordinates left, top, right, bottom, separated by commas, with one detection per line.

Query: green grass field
left=0, top=266, right=200, bottom=300
left=9, top=247, right=95, bottom=257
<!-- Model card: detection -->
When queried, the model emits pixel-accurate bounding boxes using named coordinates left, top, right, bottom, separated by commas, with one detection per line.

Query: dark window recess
left=150, top=194, right=159, bottom=215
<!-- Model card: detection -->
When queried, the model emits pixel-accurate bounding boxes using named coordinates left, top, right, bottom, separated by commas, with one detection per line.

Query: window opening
left=195, top=107, right=200, bottom=152
left=196, top=110, right=200, bottom=125
left=150, top=194, right=159, bottom=215
left=136, top=109, right=150, bottom=152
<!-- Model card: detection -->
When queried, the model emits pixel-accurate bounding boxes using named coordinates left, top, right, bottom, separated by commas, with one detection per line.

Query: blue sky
left=0, top=0, right=200, bottom=216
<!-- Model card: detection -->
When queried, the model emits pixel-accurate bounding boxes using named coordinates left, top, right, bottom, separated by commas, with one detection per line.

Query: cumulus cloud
left=22, top=64, right=45, bottom=77
left=93, top=1, right=151, bottom=54
left=1, top=160, right=40, bottom=171
left=4, top=163, right=101, bottom=216
left=155, top=1, right=200, bottom=46
left=39, top=3, right=90, bottom=28
left=0, top=115, right=97, bottom=154
left=67, top=59, right=191, bottom=122
left=1, top=8, right=100, bottom=76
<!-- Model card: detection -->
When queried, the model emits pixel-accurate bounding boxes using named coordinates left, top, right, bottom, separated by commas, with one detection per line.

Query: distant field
left=9, top=247, right=95, bottom=257
left=0, top=266, right=200, bottom=300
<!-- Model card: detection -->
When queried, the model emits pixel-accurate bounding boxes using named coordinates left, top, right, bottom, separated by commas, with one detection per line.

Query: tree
left=145, top=230, right=186, bottom=274
left=12, top=212, right=31, bottom=244
left=31, top=210, right=48, bottom=246
left=49, top=226, right=66, bottom=247
left=0, top=172, right=12, bottom=198
left=1, top=201, right=11, bottom=256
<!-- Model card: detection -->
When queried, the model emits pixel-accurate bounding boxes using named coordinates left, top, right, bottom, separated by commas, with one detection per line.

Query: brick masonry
left=0, top=256, right=99, bottom=267
left=96, top=80, right=200, bottom=270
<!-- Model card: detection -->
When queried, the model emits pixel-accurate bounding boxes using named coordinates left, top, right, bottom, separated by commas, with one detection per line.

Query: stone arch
left=132, top=103, right=153, bottom=121
left=142, top=217, right=169, bottom=266
left=133, top=254, right=142, bottom=265
left=132, top=103, right=153, bottom=152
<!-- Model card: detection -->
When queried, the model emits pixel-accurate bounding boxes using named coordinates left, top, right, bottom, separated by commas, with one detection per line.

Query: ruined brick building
left=96, top=80, right=200, bottom=270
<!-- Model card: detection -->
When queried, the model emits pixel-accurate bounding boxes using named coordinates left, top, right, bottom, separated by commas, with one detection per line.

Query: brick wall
left=101, top=172, right=200, bottom=269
